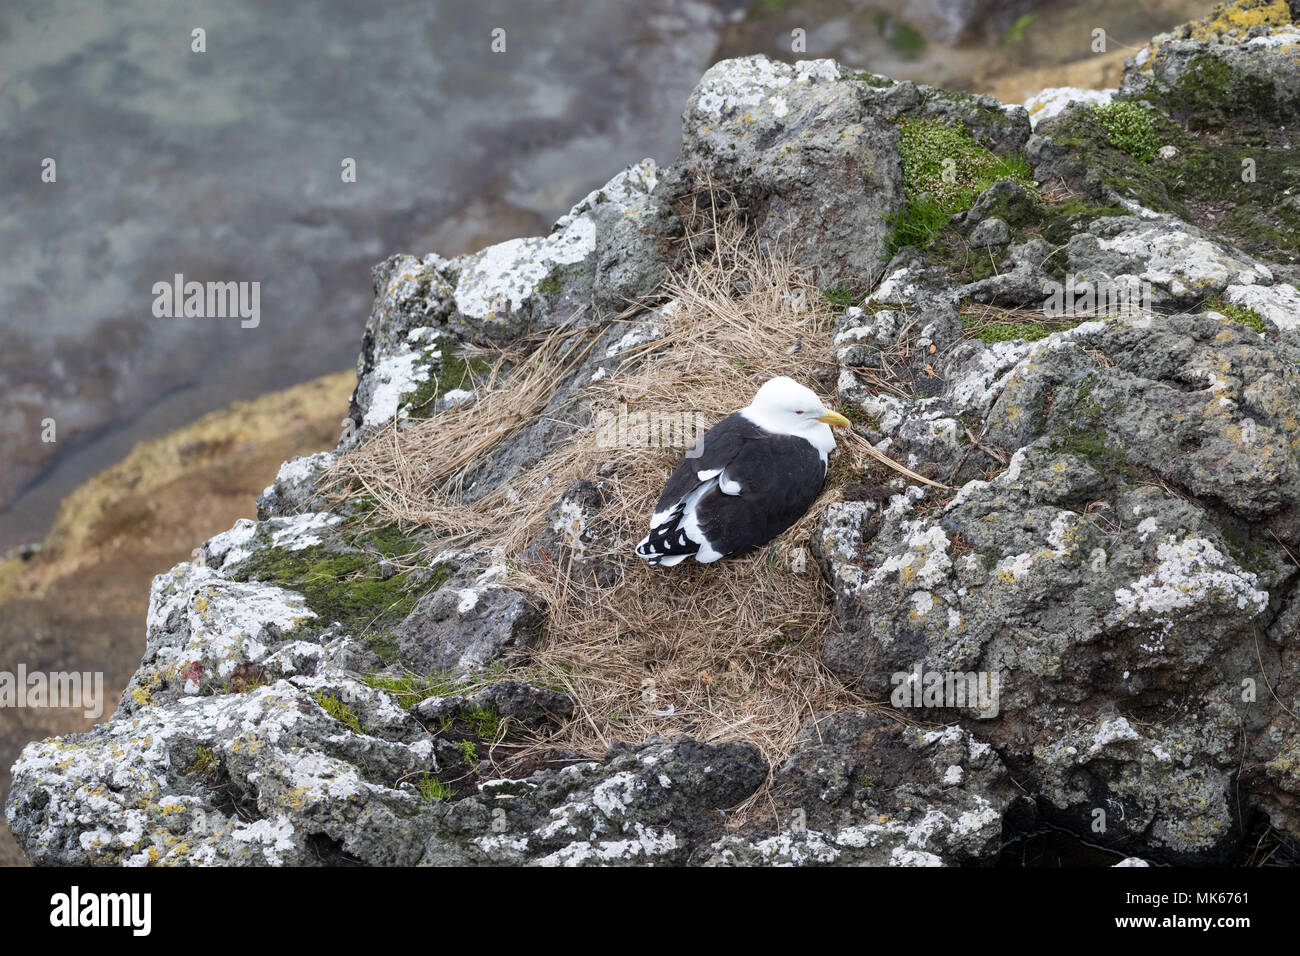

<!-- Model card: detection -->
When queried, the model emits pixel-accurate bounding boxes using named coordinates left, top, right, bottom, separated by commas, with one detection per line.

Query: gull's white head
left=741, top=376, right=850, bottom=455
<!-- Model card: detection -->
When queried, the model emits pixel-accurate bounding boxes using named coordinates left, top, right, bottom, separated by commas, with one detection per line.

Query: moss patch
left=1093, top=102, right=1160, bottom=162
left=312, top=691, right=366, bottom=734
left=233, top=543, right=449, bottom=634
left=400, top=336, right=495, bottom=420
left=962, top=314, right=1082, bottom=343
left=887, top=118, right=1038, bottom=257
left=1041, top=102, right=1300, bottom=261
left=182, top=746, right=218, bottom=776
left=1209, top=297, right=1269, bottom=333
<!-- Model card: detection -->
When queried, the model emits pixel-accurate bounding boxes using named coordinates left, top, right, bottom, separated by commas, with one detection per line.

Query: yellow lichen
left=1186, top=0, right=1292, bottom=42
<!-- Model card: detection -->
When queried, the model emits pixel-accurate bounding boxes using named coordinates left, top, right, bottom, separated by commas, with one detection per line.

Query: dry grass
left=325, top=219, right=925, bottom=822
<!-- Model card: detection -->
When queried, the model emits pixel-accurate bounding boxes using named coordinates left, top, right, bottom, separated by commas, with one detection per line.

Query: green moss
left=839, top=404, right=880, bottom=430
left=896, top=118, right=1037, bottom=213
left=1160, top=54, right=1291, bottom=132
left=1208, top=297, right=1268, bottom=333
left=963, top=318, right=1073, bottom=343
left=1216, top=520, right=1272, bottom=574
left=349, top=522, right=423, bottom=560
left=363, top=670, right=462, bottom=709
left=1048, top=427, right=1134, bottom=480
left=1093, top=102, right=1160, bottom=162
left=364, top=630, right=400, bottom=665
left=183, top=746, right=218, bottom=776
left=535, top=269, right=565, bottom=296
left=1046, top=101, right=1300, bottom=259
left=417, top=775, right=454, bottom=801
left=1038, top=197, right=1129, bottom=247
left=888, top=119, right=1037, bottom=255
left=312, top=691, right=366, bottom=734
left=234, top=543, right=450, bottom=634
left=400, top=335, right=495, bottom=420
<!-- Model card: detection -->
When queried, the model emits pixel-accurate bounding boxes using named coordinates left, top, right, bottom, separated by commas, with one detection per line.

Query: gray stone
left=680, top=56, right=905, bottom=286
left=970, top=216, right=1011, bottom=248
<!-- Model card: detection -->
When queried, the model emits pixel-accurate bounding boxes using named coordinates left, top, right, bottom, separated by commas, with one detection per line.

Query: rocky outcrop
left=8, top=4, right=1300, bottom=866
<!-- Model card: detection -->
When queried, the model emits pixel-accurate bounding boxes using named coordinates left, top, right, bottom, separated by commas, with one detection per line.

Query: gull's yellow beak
left=816, top=410, right=851, bottom=428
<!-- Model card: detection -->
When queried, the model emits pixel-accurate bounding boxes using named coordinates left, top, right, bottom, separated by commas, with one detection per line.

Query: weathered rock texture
left=8, top=3, right=1300, bottom=866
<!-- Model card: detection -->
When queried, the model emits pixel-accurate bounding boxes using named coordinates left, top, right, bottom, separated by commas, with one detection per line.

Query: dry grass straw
left=327, top=216, right=926, bottom=822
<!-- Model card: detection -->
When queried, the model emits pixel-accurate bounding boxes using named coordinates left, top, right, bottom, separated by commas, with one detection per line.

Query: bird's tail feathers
left=635, top=515, right=699, bottom=567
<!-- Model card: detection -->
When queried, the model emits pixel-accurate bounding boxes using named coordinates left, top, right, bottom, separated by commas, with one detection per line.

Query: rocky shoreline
left=7, top=1, right=1300, bottom=866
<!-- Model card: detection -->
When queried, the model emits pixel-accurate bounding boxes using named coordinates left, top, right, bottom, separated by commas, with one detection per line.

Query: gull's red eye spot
left=795, top=410, right=804, bottom=414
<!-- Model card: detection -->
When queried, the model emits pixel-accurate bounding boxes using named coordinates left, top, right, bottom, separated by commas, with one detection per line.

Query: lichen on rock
left=9, top=7, right=1300, bottom=867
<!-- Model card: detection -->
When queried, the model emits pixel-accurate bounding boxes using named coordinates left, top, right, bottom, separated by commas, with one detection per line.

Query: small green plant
left=363, top=670, right=460, bottom=709
left=1093, top=102, right=1160, bottom=162
left=1209, top=297, right=1268, bottom=333
left=312, top=691, right=366, bottom=735
left=417, top=776, right=454, bottom=801
left=457, top=739, right=479, bottom=769
left=465, top=704, right=502, bottom=741
left=183, top=745, right=218, bottom=776
left=822, top=284, right=859, bottom=308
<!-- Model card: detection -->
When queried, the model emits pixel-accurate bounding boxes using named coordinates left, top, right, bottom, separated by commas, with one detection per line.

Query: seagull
left=635, top=376, right=850, bottom=566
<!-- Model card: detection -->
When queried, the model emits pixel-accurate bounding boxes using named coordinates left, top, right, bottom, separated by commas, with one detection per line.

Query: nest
left=325, top=219, right=926, bottom=822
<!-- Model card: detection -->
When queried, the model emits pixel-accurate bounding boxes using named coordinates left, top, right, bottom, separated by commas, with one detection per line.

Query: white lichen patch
left=689, top=55, right=839, bottom=123
left=362, top=345, right=432, bottom=429
left=1222, top=282, right=1300, bottom=331
left=144, top=563, right=317, bottom=688
left=1023, top=86, right=1115, bottom=128
left=868, top=524, right=952, bottom=592
left=1108, top=535, right=1268, bottom=630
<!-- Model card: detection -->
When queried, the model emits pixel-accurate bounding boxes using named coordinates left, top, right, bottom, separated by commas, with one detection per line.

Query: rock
left=419, top=736, right=767, bottom=866
left=7, top=677, right=437, bottom=866
left=821, top=312, right=1300, bottom=862
left=703, top=715, right=1019, bottom=866
left=1023, top=86, right=1114, bottom=129
left=970, top=217, right=1011, bottom=248
left=256, top=452, right=336, bottom=520
left=521, top=478, right=620, bottom=586
left=392, top=562, right=545, bottom=677
left=11, top=4, right=1300, bottom=867
left=1063, top=217, right=1273, bottom=309
left=679, top=56, right=905, bottom=286
left=470, top=682, right=575, bottom=727
left=1121, top=13, right=1300, bottom=130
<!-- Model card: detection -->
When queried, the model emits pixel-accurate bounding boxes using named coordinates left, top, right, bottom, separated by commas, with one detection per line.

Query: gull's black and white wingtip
left=635, top=377, right=850, bottom=567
